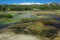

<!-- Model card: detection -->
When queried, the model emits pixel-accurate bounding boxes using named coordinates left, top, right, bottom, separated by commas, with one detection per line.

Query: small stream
left=0, top=14, right=60, bottom=29
left=43, top=15, right=60, bottom=29
left=0, top=14, right=37, bottom=29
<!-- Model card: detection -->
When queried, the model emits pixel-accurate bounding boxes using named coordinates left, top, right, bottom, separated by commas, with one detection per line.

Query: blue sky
left=0, top=0, right=60, bottom=4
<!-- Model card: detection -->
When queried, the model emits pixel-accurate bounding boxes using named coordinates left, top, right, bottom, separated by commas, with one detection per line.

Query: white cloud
left=20, top=2, right=41, bottom=5
left=13, top=2, right=41, bottom=5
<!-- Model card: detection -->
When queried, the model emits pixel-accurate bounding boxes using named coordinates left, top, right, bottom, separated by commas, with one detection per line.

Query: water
left=0, top=14, right=37, bottom=29
left=44, top=15, right=60, bottom=29
left=14, top=14, right=37, bottom=19
left=0, top=22, right=21, bottom=29
left=56, top=18, right=60, bottom=21
left=0, top=14, right=60, bottom=29
left=48, top=16, right=60, bottom=21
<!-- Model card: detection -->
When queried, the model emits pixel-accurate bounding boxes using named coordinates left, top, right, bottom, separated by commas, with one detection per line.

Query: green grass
left=0, top=18, right=21, bottom=24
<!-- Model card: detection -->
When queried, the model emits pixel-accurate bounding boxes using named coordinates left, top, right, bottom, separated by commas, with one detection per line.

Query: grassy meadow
left=0, top=10, right=60, bottom=40
left=0, top=3, right=60, bottom=40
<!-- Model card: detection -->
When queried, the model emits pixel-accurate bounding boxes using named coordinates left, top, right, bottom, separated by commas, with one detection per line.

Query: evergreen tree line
left=0, top=3, right=60, bottom=11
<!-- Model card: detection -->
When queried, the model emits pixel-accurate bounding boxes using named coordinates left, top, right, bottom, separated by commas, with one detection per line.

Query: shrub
left=0, top=14, right=13, bottom=18
left=0, top=15, right=3, bottom=18
left=9, top=24, right=31, bottom=34
left=3, top=14, right=13, bottom=18
left=12, top=27, right=31, bottom=34
left=26, top=22, right=46, bottom=35
left=40, top=29, right=58, bottom=40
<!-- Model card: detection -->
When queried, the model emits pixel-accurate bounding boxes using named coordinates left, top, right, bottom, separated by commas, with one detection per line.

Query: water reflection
left=14, top=14, right=37, bottom=19
left=0, top=14, right=60, bottom=29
